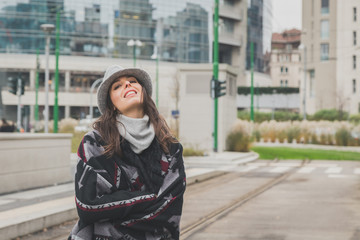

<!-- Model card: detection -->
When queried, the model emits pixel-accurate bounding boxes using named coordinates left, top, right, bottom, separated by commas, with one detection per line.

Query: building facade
left=0, top=0, right=247, bottom=151
left=246, top=0, right=272, bottom=73
left=270, top=29, right=301, bottom=88
left=302, top=0, right=360, bottom=115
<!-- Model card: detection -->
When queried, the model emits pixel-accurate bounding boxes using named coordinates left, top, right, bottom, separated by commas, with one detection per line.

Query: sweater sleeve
left=74, top=134, right=157, bottom=225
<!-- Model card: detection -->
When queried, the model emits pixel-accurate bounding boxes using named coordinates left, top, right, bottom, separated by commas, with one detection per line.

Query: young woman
left=69, top=65, right=186, bottom=240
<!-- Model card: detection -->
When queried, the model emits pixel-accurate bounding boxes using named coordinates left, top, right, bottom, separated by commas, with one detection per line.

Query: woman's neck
left=122, top=109, right=144, bottom=118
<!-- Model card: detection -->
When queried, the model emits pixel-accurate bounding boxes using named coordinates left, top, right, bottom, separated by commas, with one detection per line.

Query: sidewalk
left=253, top=142, right=360, bottom=152
left=0, top=151, right=258, bottom=240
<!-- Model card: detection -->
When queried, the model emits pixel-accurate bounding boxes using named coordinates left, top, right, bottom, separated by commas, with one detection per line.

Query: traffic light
left=20, top=79, right=25, bottom=95
left=7, top=77, right=25, bottom=95
left=7, top=77, right=17, bottom=95
left=210, top=76, right=226, bottom=99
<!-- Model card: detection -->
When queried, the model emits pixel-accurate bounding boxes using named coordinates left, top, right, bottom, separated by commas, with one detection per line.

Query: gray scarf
left=116, top=114, right=155, bottom=154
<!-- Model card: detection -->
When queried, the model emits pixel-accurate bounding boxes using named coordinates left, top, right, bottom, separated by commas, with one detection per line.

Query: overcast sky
left=272, top=0, right=302, bottom=33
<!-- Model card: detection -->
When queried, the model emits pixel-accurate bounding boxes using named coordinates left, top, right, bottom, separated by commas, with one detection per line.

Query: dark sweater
left=69, top=130, right=186, bottom=240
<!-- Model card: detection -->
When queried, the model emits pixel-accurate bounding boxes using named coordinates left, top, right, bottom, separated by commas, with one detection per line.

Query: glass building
left=246, top=0, right=272, bottom=72
left=0, top=0, right=213, bottom=63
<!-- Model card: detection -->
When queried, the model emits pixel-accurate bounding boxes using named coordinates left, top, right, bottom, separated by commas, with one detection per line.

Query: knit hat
left=97, top=65, right=152, bottom=114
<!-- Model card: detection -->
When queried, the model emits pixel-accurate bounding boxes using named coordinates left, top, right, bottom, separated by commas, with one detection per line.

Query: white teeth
left=125, top=90, right=136, bottom=98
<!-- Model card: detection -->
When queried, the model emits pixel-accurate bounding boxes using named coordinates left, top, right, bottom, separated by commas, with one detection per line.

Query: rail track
left=180, top=159, right=308, bottom=239
left=18, top=160, right=308, bottom=240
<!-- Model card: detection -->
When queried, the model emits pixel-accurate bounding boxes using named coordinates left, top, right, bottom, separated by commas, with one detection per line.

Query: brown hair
left=93, top=77, right=177, bottom=157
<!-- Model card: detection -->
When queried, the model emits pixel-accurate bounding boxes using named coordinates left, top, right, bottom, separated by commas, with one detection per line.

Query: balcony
left=219, top=5, right=242, bottom=21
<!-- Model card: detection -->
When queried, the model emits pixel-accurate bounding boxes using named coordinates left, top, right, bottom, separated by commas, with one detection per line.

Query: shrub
left=311, top=109, right=348, bottom=121
left=349, top=114, right=360, bottom=124
left=252, top=129, right=261, bottom=142
left=335, top=127, right=352, bottom=146
left=226, top=131, right=251, bottom=152
left=59, top=118, right=79, bottom=133
left=237, top=110, right=302, bottom=123
left=183, top=147, right=204, bottom=156
left=286, top=126, right=301, bottom=143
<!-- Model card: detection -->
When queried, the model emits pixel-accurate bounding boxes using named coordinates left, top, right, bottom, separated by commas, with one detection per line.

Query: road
left=17, top=160, right=360, bottom=240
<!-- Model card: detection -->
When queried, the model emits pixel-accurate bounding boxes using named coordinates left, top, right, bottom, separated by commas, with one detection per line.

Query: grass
left=250, top=146, right=360, bottom=161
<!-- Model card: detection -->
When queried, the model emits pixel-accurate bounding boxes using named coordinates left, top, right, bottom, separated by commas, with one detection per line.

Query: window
left=281, top=66, right=283, bottom=73
left=354, top=31, right=357, bottom=46
left=310, top=70, right=315, bottom=97
left=353, top=55, right=357, bottom=69
left=353, top=79, right=356, bottom=93
left=321, top=20, right=329, bottom=39
left=354, top=7, right=357, bottom=22
left=321, top=0, right=329, bottom=14
left=320, top=44, right=329, bottom=61
left=280, top=80, right=283, bottom=87
left=285, top=80, right=288, bottom=87
left=285, top=67, right=288, bottom=73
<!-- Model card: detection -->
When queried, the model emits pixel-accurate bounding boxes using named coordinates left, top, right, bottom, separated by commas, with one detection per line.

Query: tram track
left=180, top=159, right=308, bottom=239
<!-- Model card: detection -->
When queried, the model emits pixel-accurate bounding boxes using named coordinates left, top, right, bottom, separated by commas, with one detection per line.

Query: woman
left=69, top=65, right=186, bottom=240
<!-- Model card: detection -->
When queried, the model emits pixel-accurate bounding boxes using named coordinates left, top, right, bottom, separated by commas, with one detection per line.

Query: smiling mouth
left=124, top=90, right=137, bottom=98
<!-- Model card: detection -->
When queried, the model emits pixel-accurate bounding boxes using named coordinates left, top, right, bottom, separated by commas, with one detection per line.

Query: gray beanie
left=97, top=65, right=152, bottom=114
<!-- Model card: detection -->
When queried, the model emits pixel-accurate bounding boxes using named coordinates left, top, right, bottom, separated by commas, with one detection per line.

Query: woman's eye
left=114, top=84, right=121, bottom=90
left=130, top=80, right=137, bottom=83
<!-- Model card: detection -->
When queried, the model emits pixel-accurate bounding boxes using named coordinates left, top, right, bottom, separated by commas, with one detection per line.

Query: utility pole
left=53, top=9, right=60, bottom=133
left=303, top=45, right=307, bottom=120
left=35, top=49, right=40, bottom=123
left=250, top=42, right=254, bottom=122
left=213, top=0, right=219, bottom=152
left=16, top=77, right=22, bottom=131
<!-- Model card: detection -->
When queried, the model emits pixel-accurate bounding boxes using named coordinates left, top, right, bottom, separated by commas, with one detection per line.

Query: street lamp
left=151, top=45, right=159, bottom=107
left=41, top=23, right=55, bottom=133
left=89, top=78, right=103, bottom=119
left=127, top=39, right=143, bottom=67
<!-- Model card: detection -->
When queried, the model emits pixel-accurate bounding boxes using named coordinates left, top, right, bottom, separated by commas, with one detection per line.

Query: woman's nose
left=125, top=81, right=131, bottom=87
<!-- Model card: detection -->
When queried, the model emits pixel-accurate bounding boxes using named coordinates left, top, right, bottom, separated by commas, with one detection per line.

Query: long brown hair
left=93, top=77, right=177, bottom=157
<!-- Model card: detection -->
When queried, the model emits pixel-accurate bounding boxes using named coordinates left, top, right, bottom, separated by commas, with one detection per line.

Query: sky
left=271, top=0, right=302, bottom=33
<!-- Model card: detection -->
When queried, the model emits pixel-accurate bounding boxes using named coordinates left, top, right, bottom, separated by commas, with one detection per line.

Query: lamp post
left=151, top=45, right=159, bottom=107
left=89, top=78, right=103, bottom=119
left=41, top=23, right=55, bottom=133
left=127, top=39, right=143, bottom=67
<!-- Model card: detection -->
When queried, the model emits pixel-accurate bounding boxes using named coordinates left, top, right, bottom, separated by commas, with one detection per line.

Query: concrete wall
left=237, top=93, right=300, bottom=111
left=178, top=64, right=238, bottom=152
left=0, top=133, right=72, bottom=194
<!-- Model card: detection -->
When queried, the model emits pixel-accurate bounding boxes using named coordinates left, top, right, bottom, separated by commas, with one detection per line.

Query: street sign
left=171, top=110, right=180, bottom=119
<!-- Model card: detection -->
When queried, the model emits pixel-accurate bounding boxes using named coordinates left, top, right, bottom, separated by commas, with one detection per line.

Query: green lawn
left=250, top=146, right=360, bottom=161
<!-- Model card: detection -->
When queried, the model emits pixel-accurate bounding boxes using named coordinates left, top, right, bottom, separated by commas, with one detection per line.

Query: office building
left=302, top=0, right=360, bottom=115
left=270, top=29, right=301, bottom=88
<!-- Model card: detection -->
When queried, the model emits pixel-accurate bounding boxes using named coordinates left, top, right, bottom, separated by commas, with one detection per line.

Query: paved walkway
left=0, top=151, right=258, bottom=240
left=254, top=142, right=360, bottom=152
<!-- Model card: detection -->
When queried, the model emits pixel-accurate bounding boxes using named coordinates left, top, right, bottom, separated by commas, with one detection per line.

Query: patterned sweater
left=68, top=130, right=186, bottom=240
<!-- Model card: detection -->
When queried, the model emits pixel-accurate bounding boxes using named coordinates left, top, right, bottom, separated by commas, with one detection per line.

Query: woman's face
left=109, top=76, right=144, bottom=118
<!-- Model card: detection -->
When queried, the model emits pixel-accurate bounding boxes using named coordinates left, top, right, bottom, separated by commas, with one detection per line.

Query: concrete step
left=0, top=196, right=77, bottom=240
left=184, top=151, right=259, bottom=168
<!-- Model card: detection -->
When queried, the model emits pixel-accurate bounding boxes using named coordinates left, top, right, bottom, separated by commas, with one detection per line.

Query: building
left=270, top=29, right=301, bottom=88
left=302, top=0, right=360, bottom=115
left=0, top=0, right=248, bottom=152
left=246, top=0, right=272, bottom=73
